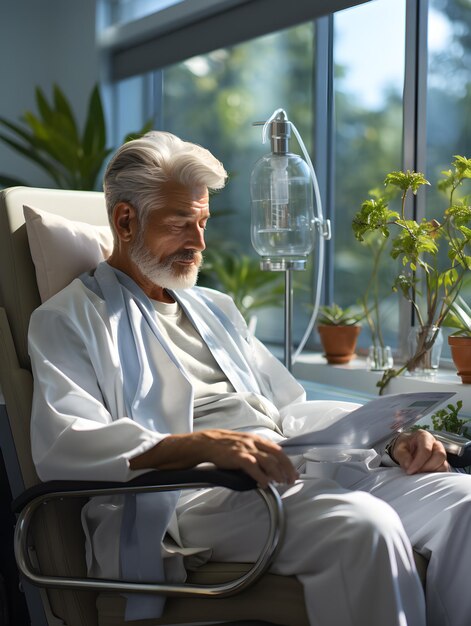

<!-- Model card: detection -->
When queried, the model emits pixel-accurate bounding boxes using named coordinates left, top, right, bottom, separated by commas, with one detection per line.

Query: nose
left=184, top=224, right=206, bottom=252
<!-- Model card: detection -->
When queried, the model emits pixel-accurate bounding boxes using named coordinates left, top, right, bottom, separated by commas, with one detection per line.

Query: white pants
left=176, top=467, right=471, bottom=626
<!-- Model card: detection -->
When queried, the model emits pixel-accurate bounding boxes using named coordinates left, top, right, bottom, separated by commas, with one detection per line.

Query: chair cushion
left=23, top=204, right=113, bottom=302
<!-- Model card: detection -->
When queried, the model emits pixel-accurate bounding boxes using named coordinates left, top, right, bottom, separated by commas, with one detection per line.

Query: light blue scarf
left=81, top=261, right=262, bottom=620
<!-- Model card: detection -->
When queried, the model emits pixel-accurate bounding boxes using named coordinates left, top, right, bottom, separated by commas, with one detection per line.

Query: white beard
left=129, top=231, right=200, bottom=290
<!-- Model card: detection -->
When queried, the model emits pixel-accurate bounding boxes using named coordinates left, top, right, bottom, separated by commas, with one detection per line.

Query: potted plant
left=444, top=296, right=471, bottom=384
left=317, top=303, right=363, bottom=364
left=353, top=155, right=471, bottom=391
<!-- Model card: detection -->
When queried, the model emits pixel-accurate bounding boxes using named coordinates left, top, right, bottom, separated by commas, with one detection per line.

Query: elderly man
left=29, top=131, right=471, bottom=626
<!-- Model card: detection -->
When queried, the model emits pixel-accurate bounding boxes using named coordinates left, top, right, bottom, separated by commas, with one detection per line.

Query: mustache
left=161, top=250, right=202, bottom=268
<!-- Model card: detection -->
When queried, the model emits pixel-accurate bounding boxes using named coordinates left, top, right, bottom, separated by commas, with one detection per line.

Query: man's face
left=130, top=182, right=209, bottom=291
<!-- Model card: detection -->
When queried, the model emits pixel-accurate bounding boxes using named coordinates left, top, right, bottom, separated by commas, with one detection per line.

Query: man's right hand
left=129, top=429, right=298, bottom=488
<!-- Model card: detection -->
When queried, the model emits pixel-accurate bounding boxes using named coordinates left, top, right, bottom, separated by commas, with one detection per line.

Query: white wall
left=0, top=0, right=100, bottom=187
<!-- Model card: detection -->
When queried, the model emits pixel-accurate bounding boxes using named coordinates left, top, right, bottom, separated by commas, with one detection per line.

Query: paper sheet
left=280, top=391, right=455, bottom=453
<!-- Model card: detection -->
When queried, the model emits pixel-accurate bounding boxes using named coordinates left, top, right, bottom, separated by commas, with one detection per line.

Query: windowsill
left=293, top=352, right=471, bottom=415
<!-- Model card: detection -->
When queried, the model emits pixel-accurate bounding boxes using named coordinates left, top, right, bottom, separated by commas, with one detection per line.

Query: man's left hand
left=392, top=430, right=450, bottom=474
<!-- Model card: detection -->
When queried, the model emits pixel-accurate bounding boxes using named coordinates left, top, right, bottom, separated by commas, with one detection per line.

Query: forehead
left=157, top=181, right=209, bottom=216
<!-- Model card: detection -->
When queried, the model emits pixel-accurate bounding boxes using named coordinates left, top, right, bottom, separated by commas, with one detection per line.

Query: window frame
left=98, top=0, right=371, bottom=81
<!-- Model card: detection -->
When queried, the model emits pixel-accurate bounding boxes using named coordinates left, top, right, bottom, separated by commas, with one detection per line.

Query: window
left=162, top=25, right=314, bottom=343
left=426, top=0, right=471, bottom=356
left=333, top=0, right=406, bottom=349
left=100, top=0, right=471, bottom=360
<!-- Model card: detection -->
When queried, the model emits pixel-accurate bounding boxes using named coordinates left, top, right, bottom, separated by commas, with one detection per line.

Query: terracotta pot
left=317, top=325, right=361, bottom=364
left=448, top=336, right=471, bottom=384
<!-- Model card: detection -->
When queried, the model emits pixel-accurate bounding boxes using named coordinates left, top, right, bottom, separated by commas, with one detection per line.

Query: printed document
left=280, top=391, right=455, bottom=453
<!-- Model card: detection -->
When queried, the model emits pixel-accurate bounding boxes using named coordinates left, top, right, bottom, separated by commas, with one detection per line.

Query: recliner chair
left=0, top=186, right=309, bottom=626
left=0, top=186, right=428, bottom=626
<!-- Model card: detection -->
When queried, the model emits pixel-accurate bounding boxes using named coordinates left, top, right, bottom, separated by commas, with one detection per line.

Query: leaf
left=35, top=86, right=54, bottom=125
left=82, top=85, right=107, bottom=155
left=0, top=132, right=65, bottom=186
left=452, top=155, right=471, bottom=180
left=0, top=116, right=41, bottom=148
left=384, top=170, right=430, bottom=194
left=317, top=303, right=363, bottom=325
left=52, top=84, right=80, bottom=145
left=447, top=203, right=471, bottom=227
left=352, top=197, right=398, bottom=241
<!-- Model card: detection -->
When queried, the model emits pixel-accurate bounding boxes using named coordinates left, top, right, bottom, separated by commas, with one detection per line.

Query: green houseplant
left=199, top=247, right=285, bottom=329
left=0, top=84, right=152, bottom=190
left=428, top=400, right=469, bottom=437
left=317, top=303, right=363, bottom=365
left=444, top=296, right=471, bottom=383
left=353, top=155, right=471, bottom=391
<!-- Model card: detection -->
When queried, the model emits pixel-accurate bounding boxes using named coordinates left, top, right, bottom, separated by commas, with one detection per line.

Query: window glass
left=162, top=24, right=315, bottom=343
left=426, top=0, right=471, bottom=358
left=112, top=74, right=152, bottom=140
left=333, top=0, right=406, bottom=351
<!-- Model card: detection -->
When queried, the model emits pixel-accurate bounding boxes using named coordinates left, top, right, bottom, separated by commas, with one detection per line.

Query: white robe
left=28, top=276, right=306, bottom=584
left=28, top=274, right=471, bottom=626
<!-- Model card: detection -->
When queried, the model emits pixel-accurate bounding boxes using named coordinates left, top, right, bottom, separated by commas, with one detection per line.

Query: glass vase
left=407, top=325, right=443, bottom=376
left=366, top=345, right=394, bottom=371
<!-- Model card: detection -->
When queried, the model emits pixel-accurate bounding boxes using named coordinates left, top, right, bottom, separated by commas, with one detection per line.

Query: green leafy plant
left=317, top=303, right=363, bottom=326
left=0, top=84, right=152, bottom=190
left=411, top=401, right=468, bottom=433
left=443, top=295, right=471, bottom=338
left=429, top=400, right=470, bottom=437
left=199, top=247, right=285, bottom=322
left=414, top=400, right=470, bottom=438
left=353, top=156, right=471, bottom=391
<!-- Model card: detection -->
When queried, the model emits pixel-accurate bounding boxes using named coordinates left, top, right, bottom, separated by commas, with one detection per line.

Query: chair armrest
left=11, top=466, right=257, bottom=513
left=12, top=466, right=285, bottom=598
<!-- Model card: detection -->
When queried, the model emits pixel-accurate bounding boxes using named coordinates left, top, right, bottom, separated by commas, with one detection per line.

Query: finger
left=235, top=453, right=273, bottom=488
left=254, top=451, right=297, bottom=485
left=407, top=442, right=449, bottom=474
left=253, top=441, right=298, bottom=483
left=404, top=445, right=433, bottom=474
left=394, top=431, right=429, bottom=473
left=393, top=439, right=415, bottom=470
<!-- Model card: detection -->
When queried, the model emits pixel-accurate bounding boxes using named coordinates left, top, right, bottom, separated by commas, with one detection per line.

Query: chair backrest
left=0, top=186, right=109, bottom=489
left=0, top=187, right=108, bottom=373
left=0, top=187, right=108, bottom=626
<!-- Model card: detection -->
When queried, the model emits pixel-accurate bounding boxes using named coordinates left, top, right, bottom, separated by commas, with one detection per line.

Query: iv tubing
left=290, top=122, right=326, bottom=363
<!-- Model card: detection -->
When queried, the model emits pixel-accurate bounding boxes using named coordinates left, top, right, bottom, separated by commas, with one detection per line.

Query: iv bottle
left=250, top=110, right=315, bottom=270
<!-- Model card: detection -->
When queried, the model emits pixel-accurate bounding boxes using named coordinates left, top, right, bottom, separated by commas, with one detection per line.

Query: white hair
left=103, top=131, right=227, bottom=227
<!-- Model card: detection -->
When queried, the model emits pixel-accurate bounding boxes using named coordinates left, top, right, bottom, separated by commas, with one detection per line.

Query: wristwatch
left=385, top=434, right=401, bottom=464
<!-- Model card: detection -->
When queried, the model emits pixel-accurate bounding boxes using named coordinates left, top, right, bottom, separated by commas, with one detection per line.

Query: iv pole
left=251, top=109, right=331, bottom=372
left=284, top=265, right=294, bottom=371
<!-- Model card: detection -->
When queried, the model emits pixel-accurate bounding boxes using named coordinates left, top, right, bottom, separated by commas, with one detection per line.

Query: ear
left=112, top=202, right=137, bottom=243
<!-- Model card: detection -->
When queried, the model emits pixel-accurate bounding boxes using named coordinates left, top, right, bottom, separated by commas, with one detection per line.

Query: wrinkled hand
left=392, top=430, right=449, bottom=474
left=130, top=429, right=298, bottom=488
left=193, top=429, right=298, bottom=487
